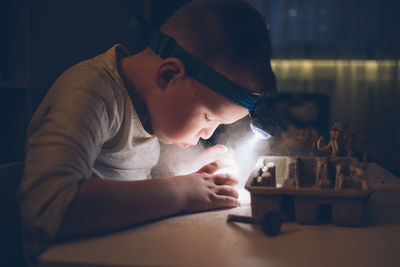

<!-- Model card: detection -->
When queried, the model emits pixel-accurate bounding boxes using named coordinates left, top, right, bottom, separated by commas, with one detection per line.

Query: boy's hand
left=197, top=161, right=219, bottom=174
left=172, top=171, right=240, bottom=212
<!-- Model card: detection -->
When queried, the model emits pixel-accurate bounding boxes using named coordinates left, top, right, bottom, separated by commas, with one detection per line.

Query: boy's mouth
left=177, top=143, right=195, bottom=148
left=181, top=143, right=191, bottom=148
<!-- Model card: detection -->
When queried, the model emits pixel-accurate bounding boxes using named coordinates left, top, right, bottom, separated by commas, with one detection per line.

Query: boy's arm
left=58, top=169, right=239, bottom=239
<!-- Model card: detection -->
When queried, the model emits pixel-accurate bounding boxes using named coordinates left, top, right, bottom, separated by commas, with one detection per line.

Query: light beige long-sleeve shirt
left=18, top=44, right=160, bottom=263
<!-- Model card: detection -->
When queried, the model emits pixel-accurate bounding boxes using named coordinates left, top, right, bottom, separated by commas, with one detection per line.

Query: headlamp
left=250, top=123, right=271, bottom=139
left=129, top=15, right=281, bottom=139
left=249, top=94, right=281, bottom=139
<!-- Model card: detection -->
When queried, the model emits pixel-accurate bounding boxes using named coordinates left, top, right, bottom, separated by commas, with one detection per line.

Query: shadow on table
left=364, top=191, right=400, bottom=227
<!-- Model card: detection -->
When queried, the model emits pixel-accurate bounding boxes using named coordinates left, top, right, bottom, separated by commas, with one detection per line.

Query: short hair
left=161, top=0, right=276, bottom=95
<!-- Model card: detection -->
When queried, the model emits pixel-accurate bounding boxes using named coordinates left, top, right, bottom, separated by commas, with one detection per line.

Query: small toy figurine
left=317, top=122, right=348, bottom=157
left=344, top=129, right=368, bottom=168
left=284, top=157, right=300, bottom=189
left=315, top=157, right=331, bottom=189
left=255, top=162, right=277, bottom=186
left=335, top=161, right=368, bottom=191
left=317, top=122, right=368, bottom=168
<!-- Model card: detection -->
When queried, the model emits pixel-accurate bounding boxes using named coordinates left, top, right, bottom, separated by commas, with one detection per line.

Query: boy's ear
left=155, top=58, right=186, bottom=90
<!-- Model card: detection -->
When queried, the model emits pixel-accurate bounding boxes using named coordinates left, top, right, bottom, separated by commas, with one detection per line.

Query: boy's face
left=147, top=77, right=248, bottom=147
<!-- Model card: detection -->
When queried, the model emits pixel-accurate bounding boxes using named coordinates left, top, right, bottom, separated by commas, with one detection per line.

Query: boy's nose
left=199, top=125, right=218, bottom=140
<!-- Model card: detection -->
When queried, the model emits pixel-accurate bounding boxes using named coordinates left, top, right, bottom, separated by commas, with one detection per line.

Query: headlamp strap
left=128, top=15, right=261, bottom=111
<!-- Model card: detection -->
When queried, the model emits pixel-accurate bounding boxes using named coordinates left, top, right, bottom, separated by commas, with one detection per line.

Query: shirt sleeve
left=18, top=66, right=117, bottom=244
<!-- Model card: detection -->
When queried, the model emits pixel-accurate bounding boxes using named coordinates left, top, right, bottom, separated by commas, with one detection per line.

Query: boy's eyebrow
left=128, top=15, right=262, bottom=112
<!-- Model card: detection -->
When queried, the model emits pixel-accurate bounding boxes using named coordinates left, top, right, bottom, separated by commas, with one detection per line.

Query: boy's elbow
left=18, top=181, right=79, bottom=244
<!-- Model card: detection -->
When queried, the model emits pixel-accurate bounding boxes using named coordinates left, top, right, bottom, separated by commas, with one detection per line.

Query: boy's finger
left=212, top=195, right=240, bottom=208
left=214, top=158, right=234, bottom=169
left=212, top=174, right=239, bottom=186
left=201, top=144, right=234, bottom=163
left=216, top=185, right=239, bottom=199
left=203, top=144, right=228, bottom=156
left=197, top=162, right=218, bottom=174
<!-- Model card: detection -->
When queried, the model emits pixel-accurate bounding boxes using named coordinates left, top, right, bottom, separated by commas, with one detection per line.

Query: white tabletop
left=39, top=163, right=400, bottom=267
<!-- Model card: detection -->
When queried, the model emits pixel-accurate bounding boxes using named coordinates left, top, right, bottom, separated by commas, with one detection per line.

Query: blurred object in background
left=247, top=0, right=400, bottom=176
left=253, top=93, right=329, bottom=157
left=275, top=126, right=319, bottom=156
left=269, top=59, right=399, bottom=178
left=265, top=93, right=329, bottom=132
left=250, top=0, right=400, bottom=59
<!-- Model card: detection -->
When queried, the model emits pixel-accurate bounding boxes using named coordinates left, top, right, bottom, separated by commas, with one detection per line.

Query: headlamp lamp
left=128, top=15, right=281, bottom=139
left=249, top=94, right=281, bottom=139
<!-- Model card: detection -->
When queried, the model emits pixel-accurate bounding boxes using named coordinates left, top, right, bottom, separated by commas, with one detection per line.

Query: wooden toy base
left=246, top=156, right=370, bottom=226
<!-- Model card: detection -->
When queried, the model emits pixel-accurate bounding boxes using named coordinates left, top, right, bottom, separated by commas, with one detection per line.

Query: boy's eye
left=204, top=114, right=212, bottom=122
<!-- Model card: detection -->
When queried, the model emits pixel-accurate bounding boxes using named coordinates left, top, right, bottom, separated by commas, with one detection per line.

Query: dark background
left=1, top=0, right=399, bottom=176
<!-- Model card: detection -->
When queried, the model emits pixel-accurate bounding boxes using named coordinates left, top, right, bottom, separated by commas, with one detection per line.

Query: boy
left=18, top=0, right=276, bottom=264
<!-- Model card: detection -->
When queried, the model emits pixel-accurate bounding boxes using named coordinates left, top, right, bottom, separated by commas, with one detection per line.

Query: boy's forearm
left=57, top=177, right=183, bottom=239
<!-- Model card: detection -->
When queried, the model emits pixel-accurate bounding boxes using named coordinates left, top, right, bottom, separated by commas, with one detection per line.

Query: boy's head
left=127, top=0, right=276, bottom=147
left=160, top=0, right=276, bottom=95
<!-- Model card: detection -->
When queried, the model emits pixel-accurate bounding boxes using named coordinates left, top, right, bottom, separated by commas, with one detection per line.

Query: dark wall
left=11, top=0, right=189, bottom=113
left=252, top=0, right=400, bottom=59
left=1, top=0, right=191, bottom=163
left=27, top=0, right=148, bottom=112
left=1, top=0, right=150, bottom=163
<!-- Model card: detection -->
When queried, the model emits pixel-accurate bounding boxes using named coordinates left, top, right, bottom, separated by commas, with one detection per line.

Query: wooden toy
left=246, top=156, right=370, bottom=226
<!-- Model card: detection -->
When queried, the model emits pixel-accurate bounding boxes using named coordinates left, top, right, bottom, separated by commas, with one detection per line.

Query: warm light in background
left=271, top=59, right=400, bottom=75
